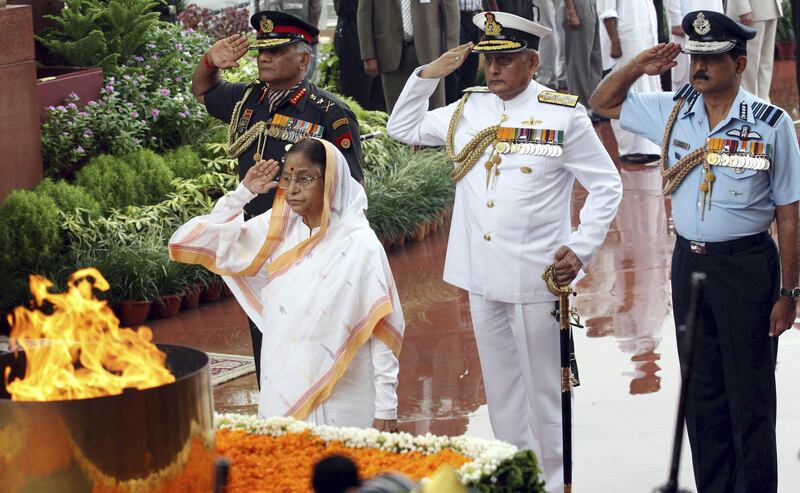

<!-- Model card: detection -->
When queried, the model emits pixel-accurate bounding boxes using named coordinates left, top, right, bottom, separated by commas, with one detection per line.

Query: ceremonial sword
left=543, top=265, right=577, bottom=493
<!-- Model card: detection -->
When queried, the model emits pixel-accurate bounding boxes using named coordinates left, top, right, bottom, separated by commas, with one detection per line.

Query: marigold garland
left=216, top=429, right=470, bottom=493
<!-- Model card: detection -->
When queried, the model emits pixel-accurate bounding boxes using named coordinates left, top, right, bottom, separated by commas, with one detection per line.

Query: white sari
left=169, top=139, right=404, bottom=426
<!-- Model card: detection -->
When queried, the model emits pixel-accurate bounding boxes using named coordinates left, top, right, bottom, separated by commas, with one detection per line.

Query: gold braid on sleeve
left=659, top=97, right=708, bottom=195
left=446, top=94, right=504, bottom=182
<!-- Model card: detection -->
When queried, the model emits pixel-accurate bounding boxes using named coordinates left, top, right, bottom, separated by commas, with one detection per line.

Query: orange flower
left=216, top=430, right=471, bottom=493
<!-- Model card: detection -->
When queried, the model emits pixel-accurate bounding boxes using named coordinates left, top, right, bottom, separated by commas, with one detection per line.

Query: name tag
left=672, top=139, right=690, bottom=150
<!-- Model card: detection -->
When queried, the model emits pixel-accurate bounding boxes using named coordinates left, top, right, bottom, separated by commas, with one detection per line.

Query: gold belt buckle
left=690, top=241, right=706, bottom=254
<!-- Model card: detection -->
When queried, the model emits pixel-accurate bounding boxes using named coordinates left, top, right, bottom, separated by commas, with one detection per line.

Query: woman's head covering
left=170, top=139, right=404, bottom=420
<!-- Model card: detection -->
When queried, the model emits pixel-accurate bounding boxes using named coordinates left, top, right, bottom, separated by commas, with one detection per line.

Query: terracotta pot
left=221, top=283, right=233, bottom=298
left=149, top=294, right=182, bottom=319
left=199, top=283, right=222, bottom=303
left=394, top=234, right=406, bottom=247
left=180, top=287, right=201, bottom=310
left=413, top=222, right=428, bottom=242
left=116, top=300, right=153, bottom=327
left=775, top=41, right=795, bottom=61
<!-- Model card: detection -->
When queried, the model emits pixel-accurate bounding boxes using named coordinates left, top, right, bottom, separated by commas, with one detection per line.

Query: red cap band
left=272, top=25, right=313, bottom=44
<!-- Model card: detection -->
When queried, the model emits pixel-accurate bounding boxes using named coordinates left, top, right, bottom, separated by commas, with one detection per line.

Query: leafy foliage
left=37, top=0, right=162, bottom=73
left=0, top=191, right=64, bottom=277
left=34, top=178, right=101, bottom=216
left=164, top=145, right=204, bottom=178
left=318, top=42, right=342, bottom=95
left=75, top=150, right=175, bottom=212
left=474, top=451, right=546, bottom=493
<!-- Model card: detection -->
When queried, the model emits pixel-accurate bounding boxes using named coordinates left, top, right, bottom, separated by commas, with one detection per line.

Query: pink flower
left=151, top=109, right=160, bottom=118
left=78, top=111, right=89, bottom=117
left=76, top=146, right=85, bottom=154
left=67, top=103, right=78, bottom=110
left=131, top=111, right=139, bottom=118
left=160, top=88, right=171, bottom=97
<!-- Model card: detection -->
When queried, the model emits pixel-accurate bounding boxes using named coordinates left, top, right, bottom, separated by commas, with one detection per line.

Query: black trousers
left=249, top=318, right=262, bottom=389
left=672, top=233, right=779, bottom=493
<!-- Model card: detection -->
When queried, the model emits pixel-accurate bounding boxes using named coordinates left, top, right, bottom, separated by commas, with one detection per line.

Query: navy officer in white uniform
left=387, top=11, right=622, bottom=493
left=590, top=10, right=800, bottom=493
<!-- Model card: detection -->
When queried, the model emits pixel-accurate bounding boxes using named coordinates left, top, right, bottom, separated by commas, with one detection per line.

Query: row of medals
left=495, top=141, right=564, bottom=157
left=706, top=151, right=771, bottom=171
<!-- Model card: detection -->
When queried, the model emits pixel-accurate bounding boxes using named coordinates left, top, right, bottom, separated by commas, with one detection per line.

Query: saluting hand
left=243, top=159, right=280, bottom=194
left=420, top=42, right=475, bottom=80
left=207, top=33, right=250, bottom=69
left=633, top=43, right=681, bottom=76
left=769, top=297, right=796, bottom=337
left=552, top=246, right=583, bottom=286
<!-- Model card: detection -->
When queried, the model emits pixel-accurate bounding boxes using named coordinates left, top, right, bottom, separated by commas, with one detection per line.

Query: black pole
left=654, top=272, right=706, bottom=493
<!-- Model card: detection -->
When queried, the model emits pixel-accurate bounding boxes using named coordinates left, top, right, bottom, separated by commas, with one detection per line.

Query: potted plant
left=199, top=271, right=224, bottom=304
left=180, top=264, right=205, bottom=310
left=88, top=240, right=159, bottom=326
left=150, top=254, right=188, bottom=319
left=776, top=0, right=795, bottom=60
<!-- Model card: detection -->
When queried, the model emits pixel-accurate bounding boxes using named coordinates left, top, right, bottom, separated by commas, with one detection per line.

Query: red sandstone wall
left=0, top=5, right=43, bottom=202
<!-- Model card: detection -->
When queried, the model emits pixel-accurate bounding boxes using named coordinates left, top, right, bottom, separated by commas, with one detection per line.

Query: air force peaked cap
left=681, top=10, right=757, bottom=55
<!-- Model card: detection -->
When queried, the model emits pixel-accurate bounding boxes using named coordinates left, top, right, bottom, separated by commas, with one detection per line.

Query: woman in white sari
left=169, top=138, right=404, bottom=431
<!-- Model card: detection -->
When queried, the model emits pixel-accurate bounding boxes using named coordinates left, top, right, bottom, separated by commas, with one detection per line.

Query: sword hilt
left=542, top=264, right=574, bottom=297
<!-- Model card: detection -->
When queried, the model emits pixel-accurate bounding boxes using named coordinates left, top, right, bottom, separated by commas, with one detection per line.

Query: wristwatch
left=780, top=287, right=800, bottom=301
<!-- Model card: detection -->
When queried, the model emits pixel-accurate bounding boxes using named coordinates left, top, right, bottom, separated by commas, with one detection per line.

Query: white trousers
left=741, top=18, right=777, bottom=101
left=468, top=293, right=565, bottom=493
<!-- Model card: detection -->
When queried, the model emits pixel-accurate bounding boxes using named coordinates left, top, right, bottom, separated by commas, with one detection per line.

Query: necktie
left=400, top=0, right=413, bottom=41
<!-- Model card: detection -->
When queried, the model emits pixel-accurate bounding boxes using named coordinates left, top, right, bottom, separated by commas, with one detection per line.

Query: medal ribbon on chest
left=494, top=126, right=565, bottom=157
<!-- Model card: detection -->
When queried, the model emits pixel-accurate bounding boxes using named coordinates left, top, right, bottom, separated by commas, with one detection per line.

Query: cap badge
left=484, top=13, right=502, bottom=37
left=260, top=16, right=274, bottom=33
left=693, top=12, right=711, bottom=36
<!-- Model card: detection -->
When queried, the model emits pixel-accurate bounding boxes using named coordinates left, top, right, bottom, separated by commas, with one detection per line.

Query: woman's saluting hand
left=243, top=159, right=281, bottom=194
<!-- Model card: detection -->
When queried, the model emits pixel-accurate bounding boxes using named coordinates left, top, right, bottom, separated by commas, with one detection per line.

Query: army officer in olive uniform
left=191, top=11, right=364, bottom=386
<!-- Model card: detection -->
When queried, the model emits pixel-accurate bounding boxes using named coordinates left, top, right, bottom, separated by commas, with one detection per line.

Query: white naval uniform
left=387, top=69, right=622, bottom=493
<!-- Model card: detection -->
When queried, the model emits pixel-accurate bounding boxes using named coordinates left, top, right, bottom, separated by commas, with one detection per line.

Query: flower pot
left=149, top=294, right=182, bottom=319
left=116, top=300, right=153, bottom=327
left=180, top=287, right=201, bottom=310
left=36, top=66, right=103, bottom=122
left=221, top=283, right=234, bottom=298
left=775, top=41, right=795, bottom=61
left=199, top=282, right=222, bottom=303
left=394, top=234, right=406, bottom=248
left=413, top=222, right=428, bottom=242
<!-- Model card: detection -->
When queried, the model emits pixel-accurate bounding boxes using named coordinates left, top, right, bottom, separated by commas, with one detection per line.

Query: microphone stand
left=653, top=272, right=705, bottom=493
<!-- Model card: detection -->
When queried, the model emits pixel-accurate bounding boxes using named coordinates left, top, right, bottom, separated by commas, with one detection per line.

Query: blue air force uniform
left=619, top=11, right=800, bottom=493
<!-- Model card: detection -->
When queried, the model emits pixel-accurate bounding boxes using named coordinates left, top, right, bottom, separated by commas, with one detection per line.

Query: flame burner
left=0, top=344, right=215, bottom=493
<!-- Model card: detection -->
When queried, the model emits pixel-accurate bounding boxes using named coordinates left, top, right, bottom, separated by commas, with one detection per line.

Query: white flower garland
left=215, top=413, right=517, bottom=485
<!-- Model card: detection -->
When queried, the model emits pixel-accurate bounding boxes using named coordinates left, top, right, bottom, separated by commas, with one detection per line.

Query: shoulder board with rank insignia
left=462, top=86, right=490, bottom=93
left=538, top=91, right=578, bottom=108
left=751, top=101, right=784, bottom=127
left=673, top=83, right=698, bottom=101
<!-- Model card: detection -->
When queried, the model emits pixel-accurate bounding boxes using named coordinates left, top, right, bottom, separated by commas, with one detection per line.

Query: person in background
left=563, top=0, right=603, bottom=118
left=358, top=0, right=459, bottom=112
left=667, top=0, right=724, bottom=89
left=590, top=11, right=800, bottom=491
left=313, top=455, right=361, bottom=493
left=726, top=0, right=783, bottom=101
left=333, top=0, right=386, bottom=111
left=445, top=0, right=486, bottom=103
left=600, top=0, right=663, bottom=164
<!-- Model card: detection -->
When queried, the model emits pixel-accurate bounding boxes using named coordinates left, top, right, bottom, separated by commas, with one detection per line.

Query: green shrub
left=0, top=191, right=63, bottom=276
left=76, top=150, right=174, bottom=211
left=34, top=178, right=101, bottom=216
left=163, top=146, right=203, bottom=179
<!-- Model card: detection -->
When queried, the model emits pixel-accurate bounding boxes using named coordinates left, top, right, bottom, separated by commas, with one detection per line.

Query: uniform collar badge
left=484, top=13, right=502, bottom=36
left=693, top=12, right=710, bottom=36
left=725, top=125, right=762, bottom=141
left=260, top=16, right=274, bottom=33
